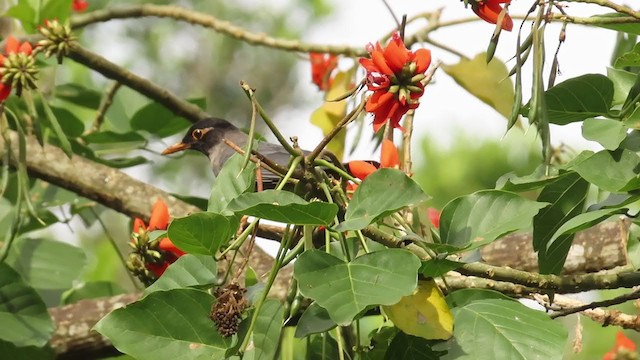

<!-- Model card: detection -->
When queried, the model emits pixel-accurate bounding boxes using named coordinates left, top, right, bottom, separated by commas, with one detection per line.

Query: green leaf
left=307, top=334, right=339, bottom=360
left=167, top=213, right=239, bottom=256
left=295, top=302, right=336, bottom=338
left=130, top=101, right=195, bottom=137
left=54, top=84, right=102, bottom=109
left=571, top=149, right=640, bottom=192
left=497, top=164, right=562, bottom=192
left=0, top=340, right=54, bottom=360
left=607, top=67, right=637, bottom=106
left=5, top=0, right=37, bottom=33
left=6, top=238, right=87, bottom=291
left=82, top=131, right=147, bottom=147
left=384, top=332, right=444, bottom=360
left=50, top=106, right=85, bottom=137
left=144, top=254, right=218, bottom=296
left=0, top=263, right=54, bottom=347
left=294, top=249, right=420, bottom=325
left=62, top=281, right=125, bottom=305
left=582, top=118, right=627, bottom=150
left=542, top=74, right=614, bottom=125
left=536, top=175, right=590, bottom=272
left=94, top=289, right=232, bottom=359
left=336, top=169, right=429, bottom=231
left=227, top=190, right=338, bottom=226
left=442, top=53, right=514, bottom=120
left=446, top=289, right=514, bottom=308
left=548, top=208, right=627, bottom=250
left=41, top=96, right=73, bottom=158
left=419, top=258, right=464, bottom=278
left=593, top=13, right=640, bottom=35
left=533, top=172, right=589, bottom=274
left=615, top=42, right=640, bottom=68
left=208, top=153, right=256, bottom=214
left=254, top=299, right=284, bottom=360
left=440, top=190, right=548, bottom=250
left=40, top=0, right=72, bottom=25
left=450, top=299, right=566, bottom=360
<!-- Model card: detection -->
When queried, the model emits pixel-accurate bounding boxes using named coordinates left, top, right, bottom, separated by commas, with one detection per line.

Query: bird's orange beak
left=161, top=142, right=190, bottom=155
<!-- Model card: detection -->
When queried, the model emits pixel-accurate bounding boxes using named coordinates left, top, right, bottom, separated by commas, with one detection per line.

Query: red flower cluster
left=428, top=208, right=440, bottom=229
left=310, top=53, right=338, bottom=90
left=471, top=0, right=513, bottom=31
left=72, top=0, right=89, bottom=12
left=359, top=32, right=431, bottom=132
left=604, top=332, right=637, bottom=360
left=0, top=36, right=33, bottom=102
left=131, top=199, right=185, bottom=277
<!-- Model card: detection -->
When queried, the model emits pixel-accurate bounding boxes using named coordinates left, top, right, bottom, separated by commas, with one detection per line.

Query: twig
left=549, top=289, right=640, bottom=318
left=222, top=138, right=294, bottom=179
left=86, top=81, right=122, bottom=135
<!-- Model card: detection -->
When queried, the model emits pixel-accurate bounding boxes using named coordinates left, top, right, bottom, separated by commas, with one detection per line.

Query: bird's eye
left=192, top=129, right=203, bottom=140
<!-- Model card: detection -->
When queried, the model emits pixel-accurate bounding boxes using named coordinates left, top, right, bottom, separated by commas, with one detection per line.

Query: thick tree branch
left=67, top=43, right=209, bottom=124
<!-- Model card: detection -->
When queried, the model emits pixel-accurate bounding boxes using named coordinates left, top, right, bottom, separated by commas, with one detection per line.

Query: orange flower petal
left=413, top=49, right=432, bottom=74
left=159, top=237, right=186, bottom=257
left=148, top=198, right=170, bottom=231
left=132, top=218, right=146, bottom=234
left=615, top=331, right=636, bottom=351
left=380, top=139, right=399, bottom=168
left=348, top=161, right=378, bottom=180
left=473, top=1, right=513, bottom=31
left=371, top=49, right=394, bottom=75
left=383, top=35, right=410, bottom=73
left=365, top=91, right=394, bottom=112
left=428, top=208, right=441, bottom=229
left=146, top=262, right=170, bottom=277
left=18, top=42, right=32, bottom=55
left=5, top=36, right=19, bottom=54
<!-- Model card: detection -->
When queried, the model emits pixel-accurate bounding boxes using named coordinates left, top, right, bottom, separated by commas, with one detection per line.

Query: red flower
left=131, top=198, right=184, bottom=277
left=471, top=0, right=513, bottom=31
left=604, top=332, right=637, bottom=360
left=72, top=0, right=89, bottom=12
left=428, top=208, right=440, bottom=229
left=310, top=53, right=338, bottom=90
left=359, top=32, right=431, bottom=132
left=348, top=139, right=400, bottom=181
left=0, top=36, right=33, bottom=102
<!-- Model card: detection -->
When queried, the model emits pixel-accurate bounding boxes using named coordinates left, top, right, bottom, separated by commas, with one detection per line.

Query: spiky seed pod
left=0, top=52, right=38, bottom=97
left=36, top=19, right=77, bottom=64
left=210, top=283, right=248, bottom=337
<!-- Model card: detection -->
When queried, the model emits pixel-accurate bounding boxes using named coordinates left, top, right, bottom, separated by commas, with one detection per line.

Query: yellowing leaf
left=310, top=70, right=354, bottom=159
left=443, top=53, right=514, bottom=120
left=382, top=279, right=453, bottom=340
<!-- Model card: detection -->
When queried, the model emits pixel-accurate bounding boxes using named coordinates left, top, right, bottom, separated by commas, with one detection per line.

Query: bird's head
left=161, top=118, right=236, bottom=156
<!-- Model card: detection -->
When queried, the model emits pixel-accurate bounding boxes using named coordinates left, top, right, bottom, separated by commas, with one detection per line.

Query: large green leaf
left=571, top=149, right=640, bottom=192
left=541, top=74, right=614, bottom=125
left=167, top=213, right=239, bottom=256
left=497, top=164, right=563, bottom=192
left=5, top=0, right=37, bottom=33
left=0, top=340, right=54, bottom=360
left=440, top=190, right=548, bottom=250
left=144, top=254, right=218, bottom=296
left=227, top=190, right=338, bottom=226
left=208, top=153, right=256, bottom=214
left=450, top=299, right=566, bottom=360
left=294, top=249, right=420, bottom=325
left=0, top=263, right=54, bottom=347
left=254, top=299, right=284, bottom=360
left=607, top=67, right=637, bottom=106
left=615, top=42, right=640, bottom=68
left=95, top=289, right=232, bottom=359
left=6, top=237, right=87, bottom=291
left=54, top=83, right=102, bottom=109
left=446, top=289, right=514, bottom=308
left=82, top=131, right=147, bottom=148
left=442, top=53, right=514, bottom=120
left=294, top=302, right=336, bottom=338
left=582, top=118, right=627, bottom=150
left=50, top=106, right=85, bottom=137
left=532, top=172, right=588, bottom=274
left=548, top=208, right=627, bottom=250
left=336, top=169, right=429, bottom=231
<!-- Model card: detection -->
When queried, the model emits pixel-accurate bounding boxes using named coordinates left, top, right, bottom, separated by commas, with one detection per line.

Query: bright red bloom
left=0, top=36, right=33, bottom=103
left=131, top=198, right=184, bottom=277
left=310, top=53, right=338, bottom=90
left=359, top=32, right=431, bottom=132
left=428, top=208, right=440, bottom=229
left=72, top=0, right=89, bottom=12
left=604, top=332, right=637, bottom=360
left=471, top=0, right=513, bottom=31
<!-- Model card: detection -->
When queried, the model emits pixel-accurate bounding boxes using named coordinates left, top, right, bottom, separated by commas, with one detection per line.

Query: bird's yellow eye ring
left=192, top=129, right=204, bottom=140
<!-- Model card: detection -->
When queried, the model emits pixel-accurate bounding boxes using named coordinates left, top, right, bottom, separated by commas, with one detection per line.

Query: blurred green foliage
left=414, top=128, right=542, bottom=209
